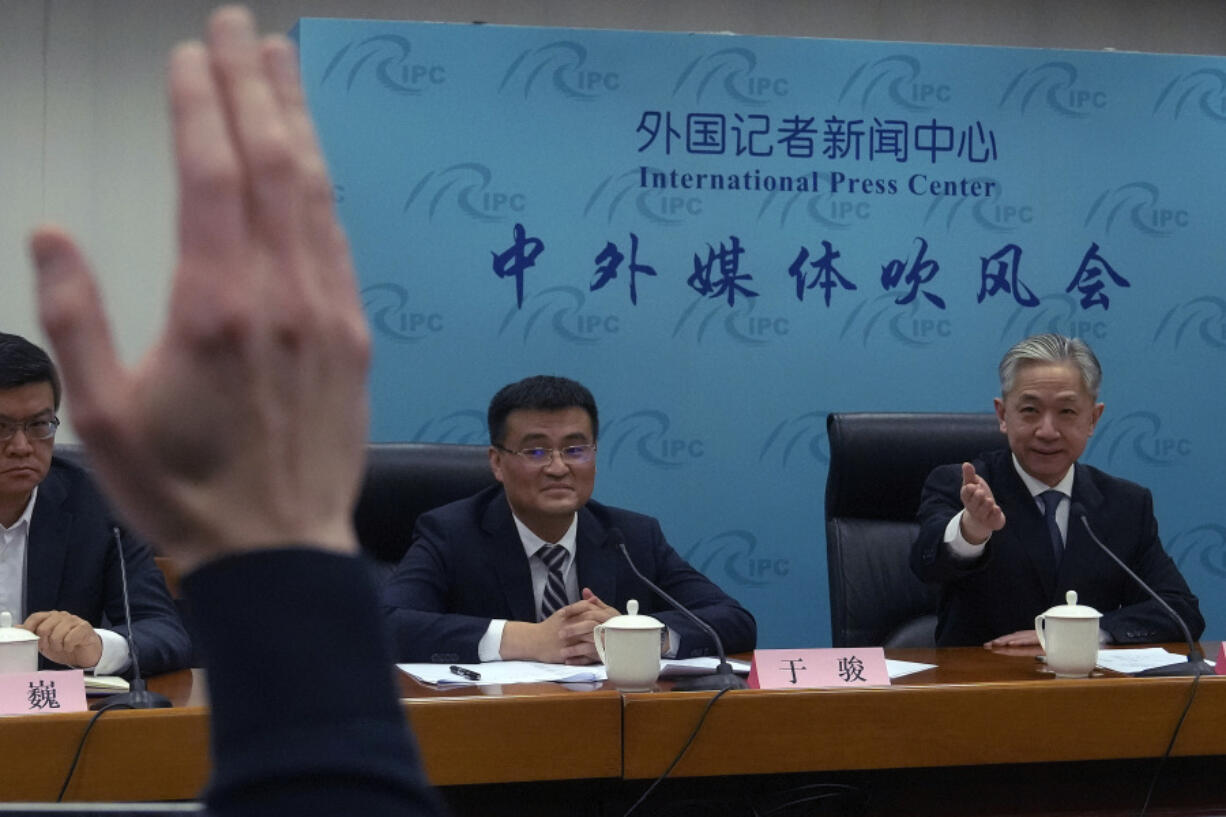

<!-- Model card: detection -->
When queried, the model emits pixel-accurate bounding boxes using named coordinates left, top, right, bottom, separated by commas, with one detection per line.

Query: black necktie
left=1039, top=490, right=1065, bottom=565
left=537, top=544, right=568, bottom=621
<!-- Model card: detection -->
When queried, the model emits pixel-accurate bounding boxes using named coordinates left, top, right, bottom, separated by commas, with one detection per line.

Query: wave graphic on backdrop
left=601, top=410, right=703, bottom=470
left=413, top=410, right=488, bottom=444
left=1152, top=296, right=1226, bottom=349
left=672, top=48, right=767, bottom=106
left=999, top=62, right=1089, bottom=118
left=1083, top=182, right=1178, bottom=237
left=497, top=286, right=610, bottom=345
left=1085, top=411, right=1187, bottom=468
left=839, top=55, right=937, bottom=111
left=321, top=35, right=436, bottom=95
left=1153, top=69, right=1226, bottom=122
left=682, top=530, right=784, bottom=588
left=403, top=163, right=506, bottom=223
left=758, top=411, right=829, bottom=466
left=499, top=41, right=604, bottom=101
left=1167, top=524, right=1226, bottom=579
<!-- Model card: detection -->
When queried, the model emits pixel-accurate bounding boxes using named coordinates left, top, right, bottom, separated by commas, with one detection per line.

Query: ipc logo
left=672, top=297, right=788, bottom=347
left=499, top=41, right=618, bottom=100
left=999, top=62, right=1106, bottom=118
left=1085, top=411, right=1191, bottom=468
left=601, top=410, right=704, bottom=470
left=1166, top=524, right=1226, bottom=578
left=497, top=286, right=618, bottom=346
left=1153, top=69, right=1226, bottom=122
left=363, top=283, right=444, bottom=343
left=682, top=530, right=790, bottom=588
left=839, top=295, right=952, bottom=348
left=403, top=163, right=524, bottom=224
left=998, top=294, right=1107, bottom=344
left=320, top=35, right=446, bottom=95
left=758, top=411, right=830, bottom=467
left=585, top=168, right=699, bottom=226
left=672, top=48, right=787, bottom=106
left=1084, top=182, right=1187, bottom=237
left=1152, top=296, right=1226, bottom=349
left=839, top=55, right=949, bottom=111
left=917, top=179, right=1027, bottom=233
left=757, top=181, right=871, bottom=230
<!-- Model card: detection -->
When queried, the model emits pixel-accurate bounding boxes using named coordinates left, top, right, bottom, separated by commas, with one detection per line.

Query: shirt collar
left=513, top=511, right=579, bottom=561
left=1011, top=453, right=1075, bottom=499
left=0, top=486, right=38, bottom=535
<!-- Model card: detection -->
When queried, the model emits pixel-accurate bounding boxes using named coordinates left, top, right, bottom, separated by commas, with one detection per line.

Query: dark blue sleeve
left=381, top=512, right=492, bottom=663
left=182, top=549, right=443, bottom=817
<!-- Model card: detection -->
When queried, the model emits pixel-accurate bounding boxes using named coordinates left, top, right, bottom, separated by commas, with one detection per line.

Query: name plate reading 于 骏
left=0, top=670, right=88, bottom=715
left=1215, top=642, right=1225, bottom=676
left=747, top=648, right=889, bottom=689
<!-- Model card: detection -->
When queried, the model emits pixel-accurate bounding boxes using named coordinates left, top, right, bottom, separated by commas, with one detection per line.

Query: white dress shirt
left=0, top=487, right=130, bottom=674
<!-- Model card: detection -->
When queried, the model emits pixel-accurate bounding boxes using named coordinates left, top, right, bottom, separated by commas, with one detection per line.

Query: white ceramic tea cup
left=593, top=599, right=664, bottom=691
left=0, top=610, right=40, bottom=675
left=1035, top=590, right=1101, bottom=677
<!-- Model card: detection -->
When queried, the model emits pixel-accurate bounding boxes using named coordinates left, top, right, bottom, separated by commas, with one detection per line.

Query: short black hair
left=488, top=375, right=598, bottom=446
left=0, top=333, right=61, bottom=410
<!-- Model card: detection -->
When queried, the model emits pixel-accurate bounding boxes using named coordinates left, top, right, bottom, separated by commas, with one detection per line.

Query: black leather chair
left=824, top=412, right=1008, bottom=647
left=353, top=442, right=496, bottom=574
left=55, top=440, right=496, bottom=578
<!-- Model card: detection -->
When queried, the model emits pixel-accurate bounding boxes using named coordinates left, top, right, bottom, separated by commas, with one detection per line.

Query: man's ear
left=488, top=445, right=506, bottom=484
left=993, top=397, right=1007, bottom=434
left=1089, top=402, right=1104, bottom=433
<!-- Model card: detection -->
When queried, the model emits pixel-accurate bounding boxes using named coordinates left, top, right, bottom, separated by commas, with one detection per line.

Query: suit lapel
left=1059, top=462, right=1105, bottom=584
left=575, top=508, right=618, bottom=608
left=25, top=466, right=72, bottom=617
left=480, top=490, right=538, bottom=622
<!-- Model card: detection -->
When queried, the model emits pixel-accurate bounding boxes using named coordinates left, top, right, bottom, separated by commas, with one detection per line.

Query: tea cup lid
left=0, top=611, right=40, bottom=644
left=1043, top=590, right=1101, bottom=619
left=602, top=599, right=664, bottom=630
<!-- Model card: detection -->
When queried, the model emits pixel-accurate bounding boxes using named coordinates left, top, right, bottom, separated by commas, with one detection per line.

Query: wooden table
left=2, top=644, right=1222, bottom=813
left=623, top=645, right=1226, bottom=777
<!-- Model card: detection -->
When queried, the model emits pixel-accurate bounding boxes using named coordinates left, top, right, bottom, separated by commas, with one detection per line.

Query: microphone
left=1071, top=504, right=1212, bottom=677
left=607, top=527, right=747, bottom=691
left=102, top=526, right=173, bottom=709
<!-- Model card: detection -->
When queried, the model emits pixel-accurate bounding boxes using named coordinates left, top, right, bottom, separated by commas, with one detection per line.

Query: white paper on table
left=1096, top=647, right=1214, bottom=675
left=886, top=659, right=936, bottom=679
left=398, top=660, right=606, bottom=686
left=400, top=656, right=754, bottom=686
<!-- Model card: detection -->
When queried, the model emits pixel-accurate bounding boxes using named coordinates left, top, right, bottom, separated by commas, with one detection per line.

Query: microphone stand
left=613, top=537, right=747, bottom=691
left=102, top=527, right=173, bottom=709
left=1074, top=512, right=1212, bottom=677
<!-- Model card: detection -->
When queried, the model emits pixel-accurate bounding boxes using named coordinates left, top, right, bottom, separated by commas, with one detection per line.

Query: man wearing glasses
left=382, top=375, right=755, bottom=664
left=0, top=333, right=190, bottom=676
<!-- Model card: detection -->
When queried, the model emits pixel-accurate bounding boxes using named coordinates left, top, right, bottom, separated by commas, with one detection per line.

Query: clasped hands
left=502, top=589, right=654, bottom=665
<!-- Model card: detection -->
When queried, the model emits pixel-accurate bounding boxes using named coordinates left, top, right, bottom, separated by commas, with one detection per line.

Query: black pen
left=449, top=665, right=481, bottom=681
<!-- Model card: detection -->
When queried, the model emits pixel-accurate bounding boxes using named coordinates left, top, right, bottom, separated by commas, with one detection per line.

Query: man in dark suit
left=0, top=332, right=190, bottom=676
left=383, top=375, right=757, bottom=664
left=911, top=333, right=1203, bottom=648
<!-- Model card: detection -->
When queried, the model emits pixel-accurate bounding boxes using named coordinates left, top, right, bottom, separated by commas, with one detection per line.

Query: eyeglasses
left=494, top=443, right=596, bottom=465
left=0, top=417, right=60, bottom=442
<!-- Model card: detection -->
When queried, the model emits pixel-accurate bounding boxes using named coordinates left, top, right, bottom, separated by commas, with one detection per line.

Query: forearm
left=185, top=549, right=440, bottom=817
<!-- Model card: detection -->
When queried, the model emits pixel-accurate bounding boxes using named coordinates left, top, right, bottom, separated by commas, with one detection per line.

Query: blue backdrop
left=295, top=18, right=1226, bottom=647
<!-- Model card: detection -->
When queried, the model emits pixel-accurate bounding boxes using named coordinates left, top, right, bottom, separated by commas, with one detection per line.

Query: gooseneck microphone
left=103, top=526, right=173, bottom=709
left=1071, top=504, right=1212, bottom=677
left=607, top=527, right=747, bottom=691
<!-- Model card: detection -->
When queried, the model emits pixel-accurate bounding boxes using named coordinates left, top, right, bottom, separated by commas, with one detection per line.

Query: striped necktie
left=537, top=544, right=569, bottom=621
